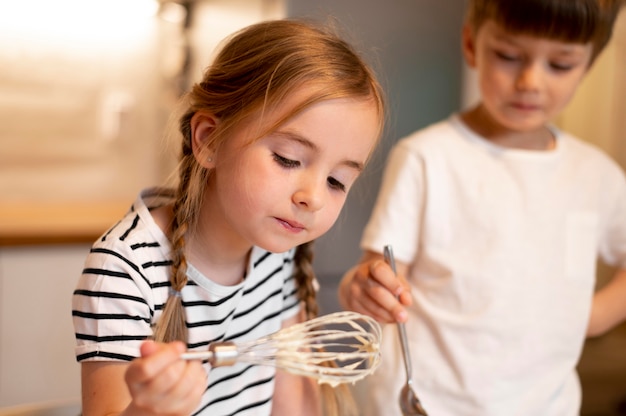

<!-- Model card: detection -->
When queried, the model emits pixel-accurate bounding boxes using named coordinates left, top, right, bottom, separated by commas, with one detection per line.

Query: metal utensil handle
left=180, top=342, right=238, bottom=367
left=383, top=245, right=413, bottom=381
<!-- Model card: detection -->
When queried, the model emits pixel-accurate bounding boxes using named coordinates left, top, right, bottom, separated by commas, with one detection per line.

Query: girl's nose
left=292, top=177, right=325, bottom=212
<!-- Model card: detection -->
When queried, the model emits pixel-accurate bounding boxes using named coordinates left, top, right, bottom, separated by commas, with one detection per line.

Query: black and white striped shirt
left=72, top=188, right=300, bottom=415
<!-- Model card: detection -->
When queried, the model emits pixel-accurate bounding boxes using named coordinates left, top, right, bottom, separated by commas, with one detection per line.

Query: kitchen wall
left=557, top=9, right=626, bottom=170
left=285, top=0, right=466, bottom=313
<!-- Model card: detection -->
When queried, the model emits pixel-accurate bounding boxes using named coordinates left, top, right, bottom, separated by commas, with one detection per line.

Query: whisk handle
left=180, top=342, right=238, bottom=367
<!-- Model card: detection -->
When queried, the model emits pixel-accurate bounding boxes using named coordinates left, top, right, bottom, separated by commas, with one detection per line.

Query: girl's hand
left=124, top=341, right=207, bottom=415
left=338, top=250, right=412, bottom=324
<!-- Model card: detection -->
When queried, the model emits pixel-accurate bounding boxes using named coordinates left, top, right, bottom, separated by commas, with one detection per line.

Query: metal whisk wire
left=181, top=311, right=382, bottom=385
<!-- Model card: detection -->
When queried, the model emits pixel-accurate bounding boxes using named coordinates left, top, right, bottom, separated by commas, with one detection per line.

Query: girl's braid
left=153, top=115, right=196, bottom=344
left=293, top=241, right=358, bottom=416
left=293, top=241, right=319, bottom=319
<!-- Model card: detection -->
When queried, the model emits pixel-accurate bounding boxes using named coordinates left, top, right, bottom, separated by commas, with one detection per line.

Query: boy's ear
left=461, top=23, right=477, bottom=68
left=190, top=110, right=218, bottom=169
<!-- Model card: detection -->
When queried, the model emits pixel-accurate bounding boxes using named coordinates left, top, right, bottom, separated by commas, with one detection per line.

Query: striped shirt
left=72, top=188, right=301, bottom=415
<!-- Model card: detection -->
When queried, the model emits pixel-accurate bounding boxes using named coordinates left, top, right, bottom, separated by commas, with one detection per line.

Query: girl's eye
left=272, top=151, right=347, bottom=192
left=273, top=153, right=300, bottom=168
left=327, top=176, right=346, bottom=192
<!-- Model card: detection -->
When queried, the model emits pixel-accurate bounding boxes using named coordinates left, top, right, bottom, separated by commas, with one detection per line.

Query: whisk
left=181, top=311, right=382, bottom=386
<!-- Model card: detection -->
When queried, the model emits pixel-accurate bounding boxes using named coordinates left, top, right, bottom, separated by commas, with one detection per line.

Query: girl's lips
left=276, top=217, right=305, bottom=232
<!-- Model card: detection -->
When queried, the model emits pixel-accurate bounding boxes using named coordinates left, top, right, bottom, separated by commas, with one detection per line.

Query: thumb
left=139, top=340, right=160, bottom=357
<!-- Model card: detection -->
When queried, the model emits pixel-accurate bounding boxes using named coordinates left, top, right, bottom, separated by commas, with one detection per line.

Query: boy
left=339, top=1, right=626, bottom=415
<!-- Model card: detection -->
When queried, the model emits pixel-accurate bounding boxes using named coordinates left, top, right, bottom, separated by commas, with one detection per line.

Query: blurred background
left=0, top=0, right=624, bottom=413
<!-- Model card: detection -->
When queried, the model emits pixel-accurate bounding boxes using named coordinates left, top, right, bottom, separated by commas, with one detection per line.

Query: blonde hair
left=154, top=18, right=385, bottom=416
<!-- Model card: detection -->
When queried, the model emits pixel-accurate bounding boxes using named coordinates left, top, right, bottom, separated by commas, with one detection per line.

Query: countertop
left=0, top=201, right=130, bottom=246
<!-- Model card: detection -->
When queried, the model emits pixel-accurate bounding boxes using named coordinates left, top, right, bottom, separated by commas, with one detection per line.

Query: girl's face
left=464, top=20, right=592, bottom=134
left=207, top=91, right=380, bottom=254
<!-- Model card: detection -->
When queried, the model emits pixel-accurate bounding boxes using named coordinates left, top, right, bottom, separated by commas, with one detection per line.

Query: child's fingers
left=368, top=260, right=406, bottom=297
left=162, top=360, right=207, bottom=412
left=344, top=265, right=401, bottom=323
left=364, top=278, right=408, bottom=323
left=126, top=341, right=184, bottom=393
left=126, top=341, right=206, bottom=413
left=352, top=283, right=395, bottom=322
left=138, top=339, right=161, bottom=357
left=363, top=296, right=398, bottom=323
left=139, top=359, right=206, bottom=415
left=368, top=260, right=411, bottom=319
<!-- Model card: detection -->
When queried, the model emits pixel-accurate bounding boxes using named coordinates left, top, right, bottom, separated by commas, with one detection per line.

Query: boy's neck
left=460, top=105, right=556, bottom=151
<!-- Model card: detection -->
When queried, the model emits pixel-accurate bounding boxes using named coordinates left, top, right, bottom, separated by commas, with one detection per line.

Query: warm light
left=0, top=0, right=160, bottom=47
left=159, top=1, right=187, bottom=24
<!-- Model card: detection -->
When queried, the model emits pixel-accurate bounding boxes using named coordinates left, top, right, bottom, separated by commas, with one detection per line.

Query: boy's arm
left=587, top=268, right=626, bottom=337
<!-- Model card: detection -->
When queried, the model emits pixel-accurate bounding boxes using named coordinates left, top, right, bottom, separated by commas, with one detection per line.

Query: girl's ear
left=190, top=110, right=219, bottom=169
left=461, top=23, right=477, bottom=68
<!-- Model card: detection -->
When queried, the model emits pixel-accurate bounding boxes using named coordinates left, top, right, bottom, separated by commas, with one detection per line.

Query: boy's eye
left=495, top=51, right=519, bottom=62
left=273, top=153, right=300, bottom=168
left=327, top=176, right=346, bottom=192
left=549, top=62, right=574, bottom=71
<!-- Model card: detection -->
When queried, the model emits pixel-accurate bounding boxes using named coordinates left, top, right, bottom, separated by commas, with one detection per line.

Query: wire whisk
left=181, top=311, right=382, bottom=385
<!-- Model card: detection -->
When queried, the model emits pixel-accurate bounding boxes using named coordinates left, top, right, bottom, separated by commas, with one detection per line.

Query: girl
left=72, top=19, right=385, bottom=416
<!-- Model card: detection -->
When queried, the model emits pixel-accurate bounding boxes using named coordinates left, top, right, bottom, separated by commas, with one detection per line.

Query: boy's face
left=463, top=20, right=593, bottom=133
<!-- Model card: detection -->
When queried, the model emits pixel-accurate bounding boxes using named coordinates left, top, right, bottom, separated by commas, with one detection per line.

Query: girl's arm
left=271, top=311, right=322, bottom=416
left=81, top=361, right=133, bottom=416
left=587, top=268, right=626, bottom=337
left=81, top=341, right=206, bottom=416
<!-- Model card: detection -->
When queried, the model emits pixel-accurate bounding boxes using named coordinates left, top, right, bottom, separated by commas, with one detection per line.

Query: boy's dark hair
left=466, top=0, right=624, bottom=63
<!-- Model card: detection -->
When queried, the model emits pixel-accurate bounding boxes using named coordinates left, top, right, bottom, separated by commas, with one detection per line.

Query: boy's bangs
left=486, top=0, right=598, bottom=44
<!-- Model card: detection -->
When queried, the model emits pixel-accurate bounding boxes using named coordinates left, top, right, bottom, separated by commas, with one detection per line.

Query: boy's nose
left=515, top=62, right=542, bottom=91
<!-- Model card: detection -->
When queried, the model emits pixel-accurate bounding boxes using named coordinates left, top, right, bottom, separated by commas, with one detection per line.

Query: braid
left=293, top=242, right=358, bottom=416
left=293, top=242, right=319, bottom=319
left=153, top=115, right=198, bottom=344
left=152, top=196, right=189, bottom=343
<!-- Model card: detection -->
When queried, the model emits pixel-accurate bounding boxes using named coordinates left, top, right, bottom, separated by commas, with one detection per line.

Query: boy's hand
left=338, top=251, right=412, bottom=324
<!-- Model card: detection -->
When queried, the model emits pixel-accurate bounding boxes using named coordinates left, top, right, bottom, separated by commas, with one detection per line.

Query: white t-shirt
left=358, top=115, right=626, bottom=416
left=72, top=188, right=301, bottom=416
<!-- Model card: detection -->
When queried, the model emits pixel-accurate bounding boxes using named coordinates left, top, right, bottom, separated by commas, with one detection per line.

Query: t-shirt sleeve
left=361, top=140, right=426, bottom=264
left=72, top=243, right=155, bottom=362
